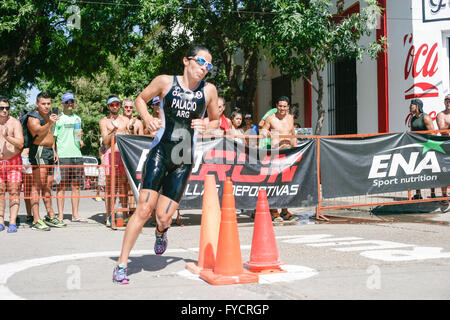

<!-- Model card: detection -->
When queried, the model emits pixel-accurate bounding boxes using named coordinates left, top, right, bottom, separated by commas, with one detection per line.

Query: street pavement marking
left=0, top=249, right=186, bottom=300
left=3, top=233, right=450, bottom=299
left=280, top=234, right=450, bottom=261
left=360, top=247, right=450, bottom=261
left=178, top=265, right=318, bottom=284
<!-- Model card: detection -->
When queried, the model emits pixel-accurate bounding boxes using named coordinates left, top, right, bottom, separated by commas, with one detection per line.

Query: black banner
left=116, top=134, right=318, bottom=209
left=320, top=132, right=450, bottom=198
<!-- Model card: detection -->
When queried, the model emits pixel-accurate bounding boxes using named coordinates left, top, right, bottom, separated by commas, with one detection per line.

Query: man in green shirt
left=53, top=93, right=87, bottom=222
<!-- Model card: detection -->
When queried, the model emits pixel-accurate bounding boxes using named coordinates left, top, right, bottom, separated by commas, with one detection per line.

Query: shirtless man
left=27, top=92, right=66, bottom=231
left=0, top=96, right=24, bottom=233
left=99, top=95, right=130, bottom=226
left=145, top=96, right=161, bottom=137
left=122, top=98, right=144, bottom=216
left=436, top=94, right=450, bottom=212
left=261, top=96, right=299, bottom=223
left=122, top=98, right=144, bottom=135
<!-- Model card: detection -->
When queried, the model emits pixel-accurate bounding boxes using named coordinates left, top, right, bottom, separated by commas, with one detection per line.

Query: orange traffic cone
left=200, top=177, right=259, bottom=285
left=245, top=189, right=285, bottom=274
left=186, top=174, right=221, bottom=274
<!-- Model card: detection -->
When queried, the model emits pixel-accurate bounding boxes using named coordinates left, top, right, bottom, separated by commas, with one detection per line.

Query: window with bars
left=327, top=62, right=336, bottom=135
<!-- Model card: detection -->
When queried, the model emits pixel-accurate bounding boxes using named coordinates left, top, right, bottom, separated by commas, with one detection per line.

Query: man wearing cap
left=0, top=96, right=24, bottom=233
left=27, top=92, right=66, bottom=230
left=54, top=93, right=87, bottom=222
left=436, top=94, right=450, bottom=212
left=99, top=94, right=130, bottom=227
left=152, top=96, right=161, bottom=118
left=408, top=98, right=436, bottom=200
left=144, top=96, right=161, bottom=137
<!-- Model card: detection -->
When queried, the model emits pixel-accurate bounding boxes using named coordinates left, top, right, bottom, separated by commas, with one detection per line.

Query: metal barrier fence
left=1, top=130, right=449, bottom=228
left=314, top=129, right=450, bottom=221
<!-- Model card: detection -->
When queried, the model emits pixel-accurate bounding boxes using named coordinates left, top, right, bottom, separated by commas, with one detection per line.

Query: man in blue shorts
left=113, top=45, right=220, bottom=284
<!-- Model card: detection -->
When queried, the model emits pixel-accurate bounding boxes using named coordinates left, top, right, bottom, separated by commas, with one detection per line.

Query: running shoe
left=7, top=224, right=17, bottom=233
left=440, top=200, right=450, bottom=213
left=31, top=219, right=50, bottom=231
left=154, top=229, right=168, bottom=255
left=44, top=215, right=67, bottom=228
left=26, top=216, right=33, bottom=224
left=106, top=216, right=111, bottom=227
left=112, top=263, right=129, bottom=285
left=270, top=210, right=283, bottom=223
left=280, top=210, right=300, bottom=221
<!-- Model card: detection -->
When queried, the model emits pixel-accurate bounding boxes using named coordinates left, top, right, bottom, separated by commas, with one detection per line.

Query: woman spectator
left=229, top=111, right=244, bottom=145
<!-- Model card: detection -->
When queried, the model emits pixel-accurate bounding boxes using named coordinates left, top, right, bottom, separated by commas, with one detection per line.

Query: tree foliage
left=1, top=0, right=387, bottom=141
left=138, top=0, right=267, bottom=115
left=0, top=0, right=144, bottom=93
left=262, top=0, right=385, bottom=134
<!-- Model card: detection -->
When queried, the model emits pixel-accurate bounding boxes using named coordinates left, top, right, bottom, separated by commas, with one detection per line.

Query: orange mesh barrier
left=1, top=130, right=448, bottom=226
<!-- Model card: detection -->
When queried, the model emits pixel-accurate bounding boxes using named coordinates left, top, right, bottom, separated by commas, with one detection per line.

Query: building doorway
left=334, top=58, right=357, bottom=134
left=271, top=75, right=292, bottom=108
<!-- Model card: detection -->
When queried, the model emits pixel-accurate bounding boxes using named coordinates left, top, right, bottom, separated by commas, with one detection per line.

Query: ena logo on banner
left=367, top=138, right=446, bottom=188
left=368, top=151, right=441, bottom=179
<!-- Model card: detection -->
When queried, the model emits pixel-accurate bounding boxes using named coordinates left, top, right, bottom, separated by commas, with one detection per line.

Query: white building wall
left=255, top=0, right=450, bottom=135
left=388, top=0, right=450, bottom=133
left=256, top=58, right=273, bottom=118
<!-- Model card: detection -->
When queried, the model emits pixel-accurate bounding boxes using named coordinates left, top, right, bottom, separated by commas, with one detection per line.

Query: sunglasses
left=109, top=102, right=121, bottom=108
left=188, top=56, right=213, bottom=71
left=0, top=106, right=10, bottom=111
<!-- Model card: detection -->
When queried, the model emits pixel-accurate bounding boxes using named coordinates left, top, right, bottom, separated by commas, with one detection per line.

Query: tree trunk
left=314, top=70, right=325, bottom=135
left=237, top=47, right=258, bottom=115
left=227, top=47, right=258, bottom=116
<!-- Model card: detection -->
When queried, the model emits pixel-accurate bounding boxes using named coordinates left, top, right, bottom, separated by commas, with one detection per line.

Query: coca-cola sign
left=423, top=0, right=450, bottom=22
left=402, top=32, right=443, bottom=126
left=403, top=34, right=439, bottom=100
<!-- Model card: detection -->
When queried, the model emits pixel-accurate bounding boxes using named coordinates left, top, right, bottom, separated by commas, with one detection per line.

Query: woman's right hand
left=145, top=116, right=162, bottom=132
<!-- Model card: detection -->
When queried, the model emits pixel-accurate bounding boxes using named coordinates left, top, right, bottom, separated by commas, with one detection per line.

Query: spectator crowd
left=0, top=92, right=448, bottom=233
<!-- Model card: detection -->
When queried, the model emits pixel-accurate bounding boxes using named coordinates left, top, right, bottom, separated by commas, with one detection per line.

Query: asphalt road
left=1, top=195, right=449, bottom=306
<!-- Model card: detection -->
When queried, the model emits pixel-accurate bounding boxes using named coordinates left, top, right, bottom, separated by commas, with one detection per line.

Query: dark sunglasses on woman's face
left=0, top=106, right=10, bottom=111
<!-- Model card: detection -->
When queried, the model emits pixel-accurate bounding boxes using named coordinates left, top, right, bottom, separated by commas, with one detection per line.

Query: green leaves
left=260, top=0, right=384, bottom=134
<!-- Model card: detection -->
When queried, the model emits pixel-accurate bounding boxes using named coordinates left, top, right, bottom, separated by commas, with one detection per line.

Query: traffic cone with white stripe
left=186, top=174, right=221, bottom=274
left=245, top=189, right=285, bottom=274
left=199, top=177, right=259, bottom=285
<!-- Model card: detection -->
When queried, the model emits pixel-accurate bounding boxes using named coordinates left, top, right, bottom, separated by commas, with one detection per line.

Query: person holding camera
left=27, top=92, right=66, bottom=231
